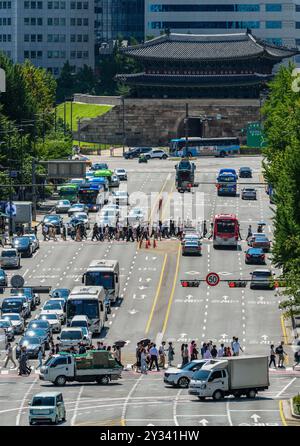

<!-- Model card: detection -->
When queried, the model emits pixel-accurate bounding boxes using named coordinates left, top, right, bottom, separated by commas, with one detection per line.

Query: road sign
left=5, top=202, right=16, bottom=217
left=10, top=275, right=25, bottom=288
left=206, top=272, right=220, bottom=287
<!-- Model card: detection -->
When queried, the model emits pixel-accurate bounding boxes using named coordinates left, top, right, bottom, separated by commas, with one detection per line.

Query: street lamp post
left=184, top=103, right=189, bottom=158
left=122, top=96, right=125, bottom=156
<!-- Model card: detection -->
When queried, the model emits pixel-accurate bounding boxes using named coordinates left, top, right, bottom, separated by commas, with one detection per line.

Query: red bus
left=213, top=214, right=239, bottom=248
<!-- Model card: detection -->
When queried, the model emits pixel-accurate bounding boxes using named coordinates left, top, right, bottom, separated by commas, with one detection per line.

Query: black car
left=123, top=147, right=152, bottom=159
left=24, top=328, right=50, bottom=350
left=0, top=269, right=8, bottom=287
left=239, top=167, right=252, bottom=178
left=245, top=248, right=266, bottom=265
left=42, top=215, right=63, bottom=234
left=11, top=237, right=33, bottom=257
left=11, top=287, right=39, bottom=310
left=91, top=163, right=109, bottom=171
left=27, top=319, right=52, bottom=338
left=16, top=335, right=44, bottom=359
left=250, top=269, right=275, bottom=290
left=1, top=297, right=31, bottom=319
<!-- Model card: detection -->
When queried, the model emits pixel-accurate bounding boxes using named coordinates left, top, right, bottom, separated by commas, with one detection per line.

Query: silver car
left=2, top=313, right=25, bottom=335
left=164, top=360, right=213, bottom=388
left=110, top=175, right=120, bottom=187
left=0, top=249, right=21, bottom=269
left=55, top=200, right=71, bottom=213
left=22, top=234, right=39, bottom=252
left=241, top=187, right=257, bottom=200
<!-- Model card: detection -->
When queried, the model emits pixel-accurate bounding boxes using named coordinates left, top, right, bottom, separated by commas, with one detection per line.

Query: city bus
left=169, top=137, right=240, bottom=157
left=88, top=177, right=109, bottom=203
left=213, top=214, right=239, bottom=249
left=93, top=169, right=114, bottom=186
left=78, top=184, right=105, bottom=212
left=82, top=260, right=120, bottom=305
left=58, top=184, right=79, bottom=203
left=216, top=171, right=237, bottom=196
left=66, top=286, right=106, bottom=335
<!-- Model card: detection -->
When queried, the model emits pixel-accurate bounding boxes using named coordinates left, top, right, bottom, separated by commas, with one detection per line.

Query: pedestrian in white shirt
left=232, top=337, right=243, bottom=356
left=204, top=348, right=212, bottom=359
left=217, top=344, right=225, bottom=357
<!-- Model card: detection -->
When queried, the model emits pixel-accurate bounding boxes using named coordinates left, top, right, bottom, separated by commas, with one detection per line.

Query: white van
left=29, top=392, right=66, bottom=425
left=83, top=260, right=120, bottom=304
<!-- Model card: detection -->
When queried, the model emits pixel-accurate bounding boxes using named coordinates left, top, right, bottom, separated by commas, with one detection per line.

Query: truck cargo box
left=226, top=356, right=269, bottom=390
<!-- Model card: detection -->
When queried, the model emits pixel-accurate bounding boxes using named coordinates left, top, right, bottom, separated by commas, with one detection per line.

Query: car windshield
left=67, top=299, right=99, bottom=319
left=0, top=270, right=5, bottom=277
left=192, top=370, right=210, bottom=381
left=61, top=330, right=82, bottom=340
left=1, top=251, right=17, bottom=257
left=21, top=337, right=40, bottom=345
left=253, top=271, right=271, bottom=277
left=244, top=189, right=255, bottom=192
left=32, top=397, right=55, bottom=407
left=2, top=300, right=22, bottom=309
left=60, top=201, right=70, bottom=205
left=254, top=236, right=268, bottom=241
left=71, top=321, right=87, bottom=328
left=0, top=320, right=11, bottom=328
left=85, top=271, right=114, bottom=289
left=44, top=216, right=59, bottom=221
left=3, top=314, right=20, bottom=321
left=29, top=321, right=48, bottom=329
left=26, top=329, right=45, bottom=337
left=40, top=314, right=58, bottom=320
left=115, top=192, right=127, bottom=197
left=23, top=235, right=35, bottom=241
left=43, top=302, right=62, bottom=310
left=13, top=238, right=28, bottom=245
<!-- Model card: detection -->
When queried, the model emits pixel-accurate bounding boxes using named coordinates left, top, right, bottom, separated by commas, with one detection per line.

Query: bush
left=293, top=395, right=300, bottom=415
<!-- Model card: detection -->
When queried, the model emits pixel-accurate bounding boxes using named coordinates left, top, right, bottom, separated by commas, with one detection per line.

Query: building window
left=31, top=51, right=36, bottom=59
left=53, top=18, right=59, bottom=25
left=296, top=39, right=300, bottom=45
left=37, top=50, right=42, bottom=58
left=24, top=34, right=29, bottom=42
left=296, top=5, right=300, bottom=12
left=24, top=1, right=29, bottom=8
left=77, top=18, right=82, bottom=26
left=151, top=21, right=260, bottom=30
left=83, top=51, right=88, bottom=58
left=266, top=4, right=282, bottom=12
left=24, top=51, right=30, bottom=59
left=83, top=1, right=88, bottom=8
left=60, top=34, right=66, bottom=42
left=77, top=2, right=82, bottom=9
left=37, top=34, right=43, bottom=42
left=70, top=34, right=75, bottom=42
left=53, top=34, right=59, bottom=42
left=77, top=34, right=82, bottom=42
left=83, top=34, right=88, bottom=42
left=70, top=51, right=76, bottom=59
left=37, top=18, right=43, bottom=25
left=77, top=51, right=82, bottom=58
left=31, top=34, right=36, bottom=42
left=149, top=4, right=260, bottom=12
left=266, top=37, right=282, bottom=45
left=60, top=51, right=66, bottom=58
left=24, top=17, right=30, bottom=25
left=47, top=34, right=53, bottom=42
left=266, top=21, right=282, bottom=29
left=60, top=18, right=65, bottom=26
left=70, top=1, right=75, bottom=8
left=60, top=1, right=65, bottom=8
left=70, top=18, right=75, bottom=26
left=83, top=18, right=88, bottom=26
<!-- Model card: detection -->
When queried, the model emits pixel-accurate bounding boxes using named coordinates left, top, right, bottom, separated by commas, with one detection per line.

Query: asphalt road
left=0, top=155, right=298, bottom=427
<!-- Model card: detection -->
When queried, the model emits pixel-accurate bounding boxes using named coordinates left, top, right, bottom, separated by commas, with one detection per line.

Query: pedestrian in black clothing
left=55, top=344, right=60, bottom=354
left=246, top=225, right=252, bottom=241
left=79, top=344, right=86, bottom=354
left=203, top=220, right=207, bottom=238
left=207, top=222, right=214, bottom=239
left=92, top=223, right=100, bottom=241
left=127, top=225, right=134, bottom=242
left=170, top=220, right=175, bottom=236
left=211, top=345, right=218, bottom=358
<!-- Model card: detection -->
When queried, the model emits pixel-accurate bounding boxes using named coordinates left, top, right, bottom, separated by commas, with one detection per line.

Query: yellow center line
left=279, top=400, right=287, bottom=426
left=162, top=243, right=181, bottom=335
left=280, top=315, right=289, bottom=364
left=145, top=253, right=168, bottom=334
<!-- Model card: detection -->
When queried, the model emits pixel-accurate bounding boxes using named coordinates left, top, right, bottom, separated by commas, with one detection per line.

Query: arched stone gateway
left=176, top=117, right=203, bottom=138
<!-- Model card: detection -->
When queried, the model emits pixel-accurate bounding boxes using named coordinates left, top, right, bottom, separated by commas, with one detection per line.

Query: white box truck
left=39, top=350, right=123, bottom=386
left=188, top=356, right=269, bottom=400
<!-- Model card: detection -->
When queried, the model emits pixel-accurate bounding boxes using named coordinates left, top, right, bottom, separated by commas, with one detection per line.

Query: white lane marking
left=71, top=385, right=84, bottom=426
left=16, top=377, right=38, bottom=426
left=275, top=377, right=297, bottom=398
left=22, top=269, right=29, bottom=278
left=173, top=389, right=182, bottom=427
left=226, top=400, right=233, bottom=426
left=121, top=374, right=143, bottom=424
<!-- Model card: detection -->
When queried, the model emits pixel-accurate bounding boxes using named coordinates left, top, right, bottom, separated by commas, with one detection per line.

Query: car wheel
left=62, top=413, right=66, bottom=422
left=198, top=397, right=206, bottom=401
left=213, top=390, right=224, bottom=401
left=178, top=377, right=190, bottom=388
left=247, top=389, right=257, bottom=399
left=29, top=421, right=34, bottom=425
left=54, top=416, right=58, bottom=425
left=55, top=375, right=66, bottom=386
left=97, top=375, right=110, bottom=385
left=220, top=151, right=226, bottom=158
left=162, top=154, right=167, bottom=159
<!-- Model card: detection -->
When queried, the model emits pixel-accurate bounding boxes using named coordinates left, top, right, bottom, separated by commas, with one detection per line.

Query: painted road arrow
left=250, top=414, right=261, bottom=423
left=199, top=419, right=209, bottom=426
left=128, top=309, right=138, bottom=315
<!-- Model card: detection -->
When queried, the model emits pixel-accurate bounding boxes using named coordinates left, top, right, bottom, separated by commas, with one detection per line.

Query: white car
left=73, top=212, right=90, bottom=230
left=55, top=200, right=71, bottom=213
left=2, top=313, right=25, bottom=335
left=114, top=168, right=127, bottom=181
left=112, top=191, right=129, bottom=206
left=164, top=360, right=214, bottom=388
left=38, top=313, right=61, bottom=333
left=129, top=207, right=145, bottom=221
left=68, top=203, right=88, bottom=216
left=58, top=327, right=89, bottom=349
left=41, top=300, right=65, bottom=324
left=145, top=149, right=168, bottom=160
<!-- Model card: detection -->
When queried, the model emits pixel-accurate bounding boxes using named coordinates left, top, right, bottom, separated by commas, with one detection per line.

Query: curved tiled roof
left=122, top=32, right=299, bottom=61
left=115, top=72, right=271, bottom=87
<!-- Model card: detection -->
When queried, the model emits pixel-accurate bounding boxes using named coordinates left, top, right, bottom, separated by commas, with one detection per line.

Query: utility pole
left=63, top=100, right=66, bottom=135
left=31, top=158, right=37, bottom=223
left=184, top=102, right=189, bottom=158
left=122, top=96, right=125, bottom=156
left=78, top=118, right=81, bottom=151
left=8, top=126, right=13, bottom=236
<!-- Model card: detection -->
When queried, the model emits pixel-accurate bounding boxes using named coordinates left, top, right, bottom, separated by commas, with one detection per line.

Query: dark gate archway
left=177, top=117, right=203, bottom=138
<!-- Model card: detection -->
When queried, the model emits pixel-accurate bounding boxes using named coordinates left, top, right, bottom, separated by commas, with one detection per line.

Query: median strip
left=162, top=244, right=181, bottom=335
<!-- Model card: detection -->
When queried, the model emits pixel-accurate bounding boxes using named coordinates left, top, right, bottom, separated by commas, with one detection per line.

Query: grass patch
left=56, top=102, right=112, bottom=131
left=293, top=395, right=300, bottom=415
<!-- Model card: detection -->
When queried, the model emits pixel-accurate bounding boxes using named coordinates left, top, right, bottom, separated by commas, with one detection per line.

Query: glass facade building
left=145, top=0, right=300, bottom=54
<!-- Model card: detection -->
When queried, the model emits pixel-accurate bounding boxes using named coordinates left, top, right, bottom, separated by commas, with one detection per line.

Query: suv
left=11, top=237, right=33, bottom=257
left=145, top=149, right=168, bottom=160
left=29, top=392, right=66, bottom=425
left=0, top=249, right=21, bottom=269
left=250, top=269, right=275, bottom=290
left=123, top=147, right=152, bottom=159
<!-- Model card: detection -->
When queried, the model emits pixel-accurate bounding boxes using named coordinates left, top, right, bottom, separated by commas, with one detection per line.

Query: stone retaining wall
left=73, top=98, right=260, bottom=146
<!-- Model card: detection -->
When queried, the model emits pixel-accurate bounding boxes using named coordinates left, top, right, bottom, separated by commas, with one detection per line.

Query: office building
left=0, top=1, right=95, bottom=76
left=145, top=0, right=300, bottom=63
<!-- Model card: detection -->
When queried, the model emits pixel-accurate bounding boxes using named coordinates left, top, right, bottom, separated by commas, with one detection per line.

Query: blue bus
left=169, top=137, right=240, bottom=157
left=216, top=171, right=237, bottom=196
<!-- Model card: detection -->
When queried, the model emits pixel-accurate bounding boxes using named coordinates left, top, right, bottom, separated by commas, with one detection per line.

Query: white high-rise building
left=0, top=0, right=95, bottom=76
left=145, top=0, right=300, bottom=64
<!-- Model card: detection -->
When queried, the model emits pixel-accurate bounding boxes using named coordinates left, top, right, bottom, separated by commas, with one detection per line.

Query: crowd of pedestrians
left=132, top=341, right=175, bottom=374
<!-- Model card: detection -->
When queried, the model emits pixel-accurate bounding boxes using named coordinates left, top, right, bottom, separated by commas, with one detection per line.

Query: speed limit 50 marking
left=206, top=272, right=220, bottom=287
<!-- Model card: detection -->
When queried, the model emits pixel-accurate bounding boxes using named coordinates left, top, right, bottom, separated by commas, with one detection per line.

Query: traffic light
left=228, top=280, right=247, bottom=288
left=181, top=280, right=200, bottom=287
